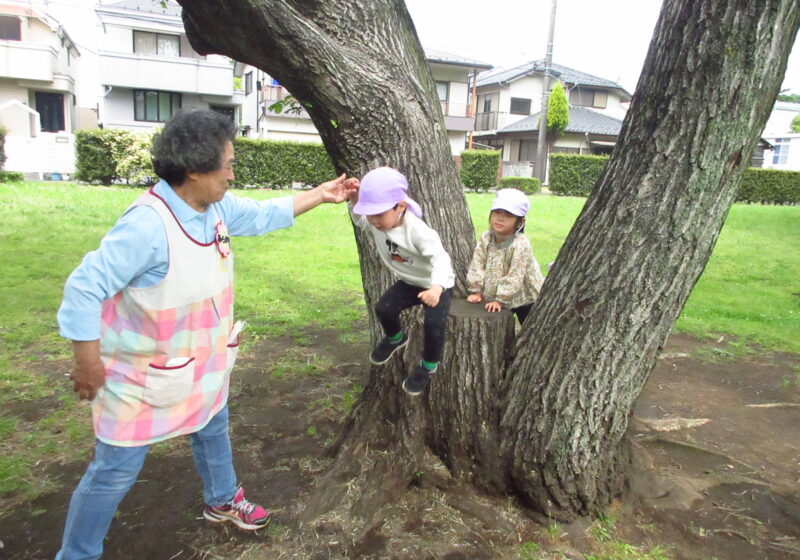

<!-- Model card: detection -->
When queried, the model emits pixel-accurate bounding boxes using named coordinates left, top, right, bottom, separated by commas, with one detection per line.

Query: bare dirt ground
left=2, top=330, right=799, bottom=560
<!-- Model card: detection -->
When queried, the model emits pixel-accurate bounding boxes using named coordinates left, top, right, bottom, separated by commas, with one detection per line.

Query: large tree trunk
left=179, top=0, right=800, bottom=528
left=500, top=0, right=800, bottom=520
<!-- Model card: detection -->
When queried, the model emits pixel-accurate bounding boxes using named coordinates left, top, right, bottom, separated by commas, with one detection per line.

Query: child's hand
left=418, top=285, right=444, bottom=307
left=467, top=293, right=483, bottom=303
left=485, top=301, right=504, bottom=313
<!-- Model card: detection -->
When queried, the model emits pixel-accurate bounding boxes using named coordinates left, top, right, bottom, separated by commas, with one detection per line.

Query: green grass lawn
left=2, top=182, right=799, bottom=360
left=0, top=180, right=798, bottom=505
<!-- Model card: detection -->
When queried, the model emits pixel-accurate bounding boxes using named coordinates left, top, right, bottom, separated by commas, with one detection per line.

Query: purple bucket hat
left=352, top=167, right=423, bottom=218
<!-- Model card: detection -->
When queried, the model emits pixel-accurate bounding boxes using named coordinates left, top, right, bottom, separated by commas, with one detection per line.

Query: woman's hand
left=467, top=293, right=483, bottom=303
left=319, top=174, right=359, bottom=204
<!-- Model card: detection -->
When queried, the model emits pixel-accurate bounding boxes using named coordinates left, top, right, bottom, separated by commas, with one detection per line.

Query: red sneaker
left=203, top=487, right=271, bottom=530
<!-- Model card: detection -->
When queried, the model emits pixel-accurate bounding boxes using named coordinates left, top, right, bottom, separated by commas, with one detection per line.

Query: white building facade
left=760, top=101, right=800, bottom=172
left=239, top=48, right=492, bottom=156
left=0, top=1, right=79, bottom=178
left=94, top=0, right=242, bottom=133
left=474, top=61, right=631, bottom=178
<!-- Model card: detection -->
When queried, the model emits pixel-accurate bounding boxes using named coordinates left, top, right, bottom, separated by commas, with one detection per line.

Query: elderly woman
left=56, top=109, right=358, bottom=559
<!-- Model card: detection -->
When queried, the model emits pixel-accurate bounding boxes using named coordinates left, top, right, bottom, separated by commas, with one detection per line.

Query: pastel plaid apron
left=93, top=191, right=238, bottom=446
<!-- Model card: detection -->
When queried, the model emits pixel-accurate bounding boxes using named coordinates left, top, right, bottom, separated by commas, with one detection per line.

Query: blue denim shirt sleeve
left=57, top=205, right=165, bottom=341
left=217, top=192, right=294, bottom=236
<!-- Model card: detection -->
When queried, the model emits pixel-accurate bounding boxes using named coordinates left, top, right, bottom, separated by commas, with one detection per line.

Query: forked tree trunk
left=179, top=0, right=800, bottom=526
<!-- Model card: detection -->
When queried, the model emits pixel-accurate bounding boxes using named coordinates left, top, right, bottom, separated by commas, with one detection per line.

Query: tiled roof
left=478, top=59, right=631, bottom=100
left=424, top=48, right=492, bottom=70
left=103, top=0, right=182, bottom=17
left=497, top=106, right=623, bottom=136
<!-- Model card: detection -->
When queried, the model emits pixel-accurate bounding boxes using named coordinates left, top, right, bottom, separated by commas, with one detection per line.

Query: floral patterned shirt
left=466, top=231, right=544, bottom=309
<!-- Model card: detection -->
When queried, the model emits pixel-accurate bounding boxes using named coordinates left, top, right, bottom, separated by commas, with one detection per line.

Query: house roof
left=424, top=48, right=492, bottom=70
left=102, top=0, right=182, bottom=18
left=497, top=106, right=624, bottom=136
left=478, top=59, right=631, bottom=101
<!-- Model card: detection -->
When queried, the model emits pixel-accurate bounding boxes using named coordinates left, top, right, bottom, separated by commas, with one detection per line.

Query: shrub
left=117, top=130, right=157, bottom=186
left=75, top=129, right=136, bottom=184
left=232, top=138, right=335, bottom=188
left=0, top=170, right=23, bottom=182
left=498, top=176, right=541, bottom=194
left=737, top=167, right=800, bottom=204
left=548, top=153, right=608, bottom=196
left=460, top=149, right=500, bottom=191
left=0, top=125, right=7, bottom=170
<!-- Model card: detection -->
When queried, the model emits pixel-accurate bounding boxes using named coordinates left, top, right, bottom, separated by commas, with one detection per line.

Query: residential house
left=94, top=0, right=243, bottom=132
left=473, top=60, right=631, bottom=178
left=760, top=101, right=800, bottom=171
left=0, top=1, right=79, bottom=179
left=240, top=48, right=492, bottom=156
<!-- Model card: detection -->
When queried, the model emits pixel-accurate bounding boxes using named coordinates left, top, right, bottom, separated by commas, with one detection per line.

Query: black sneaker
left=370, top=332, right=409, bottom=365
left=402, top=363, right=436, bottom=396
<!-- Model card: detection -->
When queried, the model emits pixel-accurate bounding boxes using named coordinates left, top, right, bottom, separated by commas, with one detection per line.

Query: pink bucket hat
left=352, top=167, right=423, bottom=218
left=491, top=188, right=529, bottom=217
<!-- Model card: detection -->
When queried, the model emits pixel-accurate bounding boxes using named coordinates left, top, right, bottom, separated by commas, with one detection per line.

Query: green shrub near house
left=232, top=138, right=335, bottom=188
left=0, top=170, right=24, bottom=182
left=460, top=149, right=500, bottom=191
left=75, top=129, right=151, bottom=185
left=548, top=153, right=609, bottom=196
left=548, top=153, right=800, bottom=205
left=737, top=167, right=800, bottom=204
left=498, top=176, right=541, bottom=194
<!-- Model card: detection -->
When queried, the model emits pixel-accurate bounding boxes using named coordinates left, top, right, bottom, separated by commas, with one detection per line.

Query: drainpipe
left=98, top=85, right=112, bottom=129
left=468, top=68, right=479, bottom=149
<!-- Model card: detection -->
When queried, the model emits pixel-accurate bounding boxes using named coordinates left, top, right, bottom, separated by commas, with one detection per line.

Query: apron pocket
left=143, top=357, right=195, bottom=408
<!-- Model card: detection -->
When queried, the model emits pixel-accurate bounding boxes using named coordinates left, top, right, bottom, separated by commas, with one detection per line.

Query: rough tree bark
left=500, top=0, right=800, bottom=520
left=178, top=0, right=800, bottom=528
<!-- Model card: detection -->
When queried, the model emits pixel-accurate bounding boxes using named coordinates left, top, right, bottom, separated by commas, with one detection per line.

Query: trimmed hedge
left=548, top=153, right=608, bottom=196
left=460, top=149, right=500, bottom=191
left=0, top=170, right=23, bottom=182
left=232, top=138, right=335, bottom=188
left=548, top=153, right=800, bottom=204
left=737, top=168, right=800, bottom=204
left=75, top=130, right=336, bottom=188
left=498, top=176, right=541, bottom=194
left=75, top=129, right=137, bottom=184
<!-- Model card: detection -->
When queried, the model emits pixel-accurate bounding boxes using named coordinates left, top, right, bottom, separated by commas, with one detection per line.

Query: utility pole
left=535, top=0, right=558, bottom=183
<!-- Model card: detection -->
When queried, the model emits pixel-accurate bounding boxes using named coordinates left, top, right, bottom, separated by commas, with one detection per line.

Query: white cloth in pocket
left=225, top=320, right=246, bottom=375
left=143, top=357, right=195, bottom=408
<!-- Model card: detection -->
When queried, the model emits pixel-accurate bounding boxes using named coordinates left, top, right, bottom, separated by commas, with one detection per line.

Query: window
left=510, top=97, right=531, bottom=115
left=773, top=138, right=790, bottom=165
left=569, top=87, right=608, bottom=109
left=435, top=82, right=449, bottom=102
left=35, top=92, right=65, bottom=132
left=245, top=71, right=253, bottom=95
left=0, top=15, right=20, bottom=40
left=134, top=90, right=181, bottom=122
left=518, top=139, right=537, bottom=161
left=133, top=31, right=180, bottom=57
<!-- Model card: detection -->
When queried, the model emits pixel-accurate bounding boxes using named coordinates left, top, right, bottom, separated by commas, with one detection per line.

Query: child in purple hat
left=349, top=167, right=454, bottom=395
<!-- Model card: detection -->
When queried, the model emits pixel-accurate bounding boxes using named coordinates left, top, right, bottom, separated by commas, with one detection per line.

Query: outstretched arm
left=293, top=174, right=359, bottom=217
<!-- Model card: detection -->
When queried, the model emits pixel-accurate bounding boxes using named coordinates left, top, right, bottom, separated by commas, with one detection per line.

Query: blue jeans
left=56, top=406, right=237, bottom=560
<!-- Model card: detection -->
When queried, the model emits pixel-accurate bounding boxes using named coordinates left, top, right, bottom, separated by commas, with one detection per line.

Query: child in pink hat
left=466, top=188, right=544, bottom=325
left=349, top=167, right=454, bottom=395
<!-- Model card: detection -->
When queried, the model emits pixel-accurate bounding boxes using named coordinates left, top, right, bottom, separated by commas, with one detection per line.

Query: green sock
left=388, top=331, right=403, bottom=342
left=421, top=360, right=437, bottom=371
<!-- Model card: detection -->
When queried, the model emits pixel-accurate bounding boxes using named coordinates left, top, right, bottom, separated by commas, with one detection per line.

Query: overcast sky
left=45, top=0, right=800, bottom=96
left=404, top=0, right=800, bottom=95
